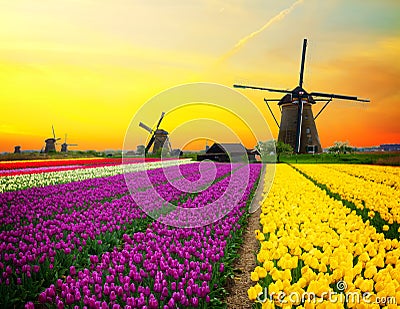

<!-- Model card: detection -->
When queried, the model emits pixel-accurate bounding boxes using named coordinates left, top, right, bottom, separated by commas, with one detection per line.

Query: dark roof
left=154, top=129, right=168, bottom=135
left=206, top=143, right=254, bottom=155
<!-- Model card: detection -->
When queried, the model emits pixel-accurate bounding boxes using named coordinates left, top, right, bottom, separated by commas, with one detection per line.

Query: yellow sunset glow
left=1, top=1, right=399, bottom=152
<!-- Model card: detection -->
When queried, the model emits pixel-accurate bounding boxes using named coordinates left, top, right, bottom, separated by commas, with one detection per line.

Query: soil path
left=225, top=165, right=266, bottom=308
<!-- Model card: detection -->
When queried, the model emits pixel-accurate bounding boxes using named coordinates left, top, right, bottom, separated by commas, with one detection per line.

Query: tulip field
left=1, top=159, right=399, bottom=308
left=249, top=164, right=400, bottom=308
left=0, top=158, right=262, bottom=308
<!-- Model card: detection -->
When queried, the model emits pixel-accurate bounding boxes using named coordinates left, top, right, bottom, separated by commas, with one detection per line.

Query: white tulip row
left=0, top=159, right=192, bottom=193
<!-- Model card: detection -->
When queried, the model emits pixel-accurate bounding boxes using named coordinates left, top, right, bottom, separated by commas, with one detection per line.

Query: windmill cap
left=154, top=129, right=168, bottom=134
left=278, top=86, right=316, bottom=105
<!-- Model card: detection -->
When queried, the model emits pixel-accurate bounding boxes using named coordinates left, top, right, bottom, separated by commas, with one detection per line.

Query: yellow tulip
left=263, top=260, right=275, bottom=271
left=364, top=265, right=377, bottom=279
left=359, top=279, right=374, bottom=292
left=281, top=269, right=292, bottom=282
left=270, top=267, right=280, bottom=281
left=262, top=300, right=275, bottom=309
left=248, top=286, right=258, bottom=300
left=304, top=300, right=316, bottom=309
left=255, top=266, right=268, bottom=279
left=255, top=230, right=266, bottom=241
left=250, top=271, right=259, bottom=281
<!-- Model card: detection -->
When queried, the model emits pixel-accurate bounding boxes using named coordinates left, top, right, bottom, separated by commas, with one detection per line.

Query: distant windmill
left=14, top=146, right=21, bottom=154
left=139, top=112, right=172, bottom=155
left=44, top=125, right=61, bottom=153
left=61, top=134, right=78, bottom=152
left=234, top=39, right=369, bottom=154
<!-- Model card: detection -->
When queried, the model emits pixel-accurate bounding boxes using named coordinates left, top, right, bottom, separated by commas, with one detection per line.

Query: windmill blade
left=233, top=84, right=291, bottom=94
left=64, top=134, right=67, bottom=143
left=155, top=112, right=165, bottom=130
left=55, top=138, right=61, bottom=141
left=52, top=125, right=56, bottom=139
left=145, top=135, right=156, bottom=153
left=310, top=91, right=370, bottom=102
left=68, top=144, right=78, bottom=146
left=166, top=137, right=172, bottom=152
left=299, top=38, right=307, bottom=88
left=139, top=122, right=153, bottom=134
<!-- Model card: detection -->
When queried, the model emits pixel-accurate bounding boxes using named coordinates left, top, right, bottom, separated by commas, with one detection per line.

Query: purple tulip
left=109, top=291, right=116, bottom=301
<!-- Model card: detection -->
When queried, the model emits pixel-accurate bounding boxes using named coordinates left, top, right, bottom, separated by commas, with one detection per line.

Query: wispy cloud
left=217, top=0, right=304, bottom=64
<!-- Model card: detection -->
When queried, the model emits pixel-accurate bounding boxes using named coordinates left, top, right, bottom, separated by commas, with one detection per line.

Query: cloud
left=217, top=0, right=304, bottom=64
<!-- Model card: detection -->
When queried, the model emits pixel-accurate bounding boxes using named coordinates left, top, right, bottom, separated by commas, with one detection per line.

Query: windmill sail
left=155, top=112, right=165, bottom=130
left=233, top=38, right=369, bottom=154
left=139, top=122, right=153, bottom=133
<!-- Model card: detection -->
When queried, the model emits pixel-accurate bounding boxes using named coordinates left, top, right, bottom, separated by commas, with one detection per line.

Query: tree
left=255, top=140, right=293, bottom=163
left=276, top=141, right=293, bottom=163
left=136, top=145, right=145, bottom=155
left=328, top=141, right=353, bottom=155
left=255, top=140, right=276, bottom=163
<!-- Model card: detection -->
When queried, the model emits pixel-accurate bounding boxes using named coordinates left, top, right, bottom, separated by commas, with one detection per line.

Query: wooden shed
left=197, top=143, right=259, bottom=163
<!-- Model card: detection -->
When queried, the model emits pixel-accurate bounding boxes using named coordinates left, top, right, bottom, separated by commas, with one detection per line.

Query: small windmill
left=61, top=134, right=78, bottom=152
left=234, top=39, right=369, bottom=154
left=14, top=146, right=21, bottom=154
left=139, top=112, right=172, bottom=155
left=44, top=125, right=61, bottom=153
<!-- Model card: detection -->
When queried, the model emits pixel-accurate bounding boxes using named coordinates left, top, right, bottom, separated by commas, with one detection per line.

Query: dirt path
left=225, top=165, right=266, bottom=308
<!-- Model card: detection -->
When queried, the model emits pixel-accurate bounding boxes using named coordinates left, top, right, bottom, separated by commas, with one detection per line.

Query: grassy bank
left=280, top=151, right=400, bottom=165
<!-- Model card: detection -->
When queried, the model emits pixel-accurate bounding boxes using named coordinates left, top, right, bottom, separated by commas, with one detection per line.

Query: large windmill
left=234, top=39, right=369, bottom=154
left=44, top=125, right=61, bottom=153
left=61, top=134, right=78, bottom=152
left=139, top=112, right=172, bottom=155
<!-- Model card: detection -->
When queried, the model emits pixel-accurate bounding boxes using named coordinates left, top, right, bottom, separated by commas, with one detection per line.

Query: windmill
left=139, top=112, right=172, bottom=155
left=234, top=39, right=369, bottom=154
left=44, top=125, right=61, bottom=153
left=61, top=134, right=78, bottom=152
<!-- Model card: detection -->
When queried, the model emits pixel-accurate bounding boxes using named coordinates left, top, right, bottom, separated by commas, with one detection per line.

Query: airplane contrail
left=218, top=0, right=304, bottom=64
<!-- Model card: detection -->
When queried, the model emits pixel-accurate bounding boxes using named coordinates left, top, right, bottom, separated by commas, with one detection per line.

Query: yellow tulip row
left=248, top=164, right=400, bottom=309
left=322, top=164, right=400, bottom=190
left=293, top=164, right=400, bottom=224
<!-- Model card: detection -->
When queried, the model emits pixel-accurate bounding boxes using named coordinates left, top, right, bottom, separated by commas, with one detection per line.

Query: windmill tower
left=14, top=146, right=21, bottom=154
left=234, top=39, right=369, bottom=154
left=61, top=134, right=78, bottom=152
left=44, top=125, right=61, bottom=153
left=139, top=112, right=172, bottom=155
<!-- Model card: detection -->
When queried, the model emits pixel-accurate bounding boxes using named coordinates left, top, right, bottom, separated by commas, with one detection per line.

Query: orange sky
left=1, top=1, right=399, bottom=152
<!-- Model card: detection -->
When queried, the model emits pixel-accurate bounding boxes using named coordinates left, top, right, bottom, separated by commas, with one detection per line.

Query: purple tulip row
left=0, top=162, right=241, bottom=306
left=32, top=164, right=261, bottom=308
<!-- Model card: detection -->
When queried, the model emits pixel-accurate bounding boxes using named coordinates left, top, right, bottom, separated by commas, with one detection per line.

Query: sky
left=1, top=0, right=399, bottom=152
